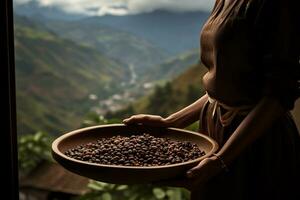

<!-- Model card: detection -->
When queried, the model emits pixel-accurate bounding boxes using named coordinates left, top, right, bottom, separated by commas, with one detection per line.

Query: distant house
left=19, top=162, right=90, bottom=200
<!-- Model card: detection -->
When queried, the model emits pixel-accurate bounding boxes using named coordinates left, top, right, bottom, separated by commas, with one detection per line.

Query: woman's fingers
left=186, top=158, right=210, bottom=178
left=123, top=114, right=144, bottom=124
left=186, top=157, right=222, bottom=184
left=152, top=158, right=221, bottom=190
left=123, top=114, right=153, bottom=124
left=123, top=114, right=167, bottom=127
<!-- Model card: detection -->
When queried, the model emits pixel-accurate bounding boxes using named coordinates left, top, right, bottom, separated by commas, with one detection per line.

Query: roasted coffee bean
left=64, top=133, right=205, bottom=167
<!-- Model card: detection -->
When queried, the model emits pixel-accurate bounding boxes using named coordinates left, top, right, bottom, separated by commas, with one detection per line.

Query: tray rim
left=52, top=124, right=219, bottom=170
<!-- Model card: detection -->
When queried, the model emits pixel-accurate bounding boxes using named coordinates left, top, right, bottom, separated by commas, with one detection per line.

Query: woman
left=124, top=0, right=300, bottom=199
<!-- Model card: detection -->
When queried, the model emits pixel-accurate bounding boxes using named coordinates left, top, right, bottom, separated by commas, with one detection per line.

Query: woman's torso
left=200, top=0, right=270, bottom=106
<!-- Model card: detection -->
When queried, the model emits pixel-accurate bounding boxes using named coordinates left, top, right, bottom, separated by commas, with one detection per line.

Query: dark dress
left=193, top=0, right=300, bottom=199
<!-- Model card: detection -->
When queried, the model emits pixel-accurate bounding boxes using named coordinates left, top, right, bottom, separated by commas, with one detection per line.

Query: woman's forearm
left=166, top=94, right=208, bottom=128
left=216, top=97, right=286, bottom=165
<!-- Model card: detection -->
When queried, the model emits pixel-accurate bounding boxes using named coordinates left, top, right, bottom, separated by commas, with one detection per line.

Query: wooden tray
left=52, top=124, right=218, bottom=184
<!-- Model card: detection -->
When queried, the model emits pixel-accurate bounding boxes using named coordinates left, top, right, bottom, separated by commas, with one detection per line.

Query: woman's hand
left=123, top=95, right=208, bottom=128
left=123, top=114, right=174, bottom=127
left=152, top=156, right=223, bottom=191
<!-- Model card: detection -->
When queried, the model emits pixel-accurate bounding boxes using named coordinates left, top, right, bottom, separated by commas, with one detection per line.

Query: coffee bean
left=64, top=133, right=205, bottom=167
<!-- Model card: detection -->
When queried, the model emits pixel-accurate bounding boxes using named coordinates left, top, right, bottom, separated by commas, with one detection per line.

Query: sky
left=14, top=0, right=214, bottom=16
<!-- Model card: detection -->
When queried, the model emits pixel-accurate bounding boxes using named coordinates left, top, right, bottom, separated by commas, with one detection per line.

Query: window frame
left=2, top=0, right=19, bottom=199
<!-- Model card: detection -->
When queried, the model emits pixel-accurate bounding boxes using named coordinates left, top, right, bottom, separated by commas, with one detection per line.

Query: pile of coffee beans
left=64, top=133, right=205, bottom=167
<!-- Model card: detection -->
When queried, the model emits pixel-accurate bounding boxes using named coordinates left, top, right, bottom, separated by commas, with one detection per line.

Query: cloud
left=14, top=0, right=32, bottom=4
left=14, top=0, right=214, bottom=16
left=127, top=0, right=214, bottom=13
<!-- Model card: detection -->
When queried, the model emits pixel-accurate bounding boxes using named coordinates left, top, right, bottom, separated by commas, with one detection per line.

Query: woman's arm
left=123, top=94, right=208, bottom=128
left=214, top=96, right=286, bottom=165
left=166, top=94, right=208, bottom=128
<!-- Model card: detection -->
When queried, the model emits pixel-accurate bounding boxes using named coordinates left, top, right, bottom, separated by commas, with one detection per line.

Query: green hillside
left=138, top=63, right=207, bottom=116
left=41, top=19, right=168, bottom=75
left=143, top=49, right=200, bottom=82
left=14, top=16, right=131, bottom=135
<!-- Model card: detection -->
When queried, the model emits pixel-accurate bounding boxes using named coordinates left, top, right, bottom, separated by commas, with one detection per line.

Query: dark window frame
left=2, top=0, right=19, bottom=199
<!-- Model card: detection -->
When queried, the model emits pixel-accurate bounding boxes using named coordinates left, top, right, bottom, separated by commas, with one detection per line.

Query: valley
left=13, top=7, right=209, bottom=135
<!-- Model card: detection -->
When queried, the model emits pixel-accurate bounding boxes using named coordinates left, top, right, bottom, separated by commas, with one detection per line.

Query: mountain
left=81, top=10, right=209, bottom=54
left=143, top=49, right=200, bottom=81
left=40, top=19, right=168, bottom=75
left=14, top=15, right=131, bottom=135
left=14, top=2, right=210, bottom=54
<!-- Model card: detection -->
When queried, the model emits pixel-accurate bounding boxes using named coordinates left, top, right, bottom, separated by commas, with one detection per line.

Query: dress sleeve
left=255, top=0, right=300, bottom=110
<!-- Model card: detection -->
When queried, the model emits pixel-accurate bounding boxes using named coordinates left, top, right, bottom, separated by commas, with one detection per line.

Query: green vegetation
left=18, top=131, right=53, bottom=174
